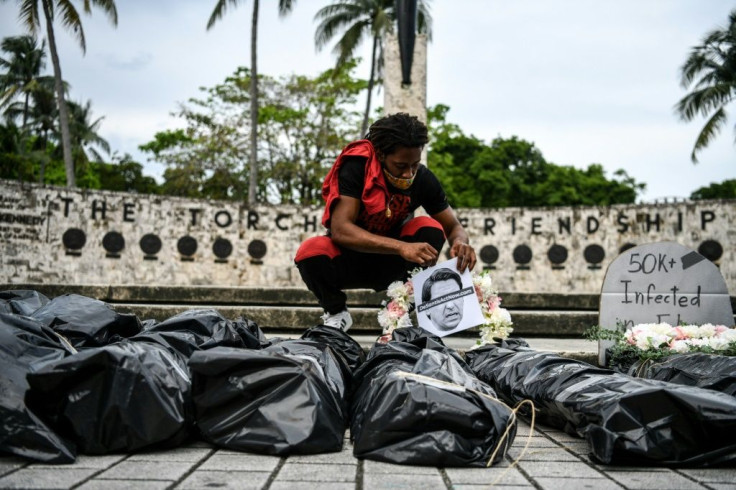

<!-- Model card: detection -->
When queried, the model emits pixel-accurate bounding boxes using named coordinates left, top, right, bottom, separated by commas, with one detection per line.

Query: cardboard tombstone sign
left=598, top=241, right=734, bottom=365
left=413, top=258, right=484, bottom=337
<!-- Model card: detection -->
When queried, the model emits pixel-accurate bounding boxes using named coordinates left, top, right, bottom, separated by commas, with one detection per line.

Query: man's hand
left=399, top=242, right=439, bottom=267
left=450, top=241, right=476, bottom=272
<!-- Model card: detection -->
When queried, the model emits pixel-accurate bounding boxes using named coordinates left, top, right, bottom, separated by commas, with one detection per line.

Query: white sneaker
left=321, top=309, right=353, bottom=332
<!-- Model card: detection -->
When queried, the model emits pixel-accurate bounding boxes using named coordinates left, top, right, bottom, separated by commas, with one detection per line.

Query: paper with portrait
left=412, top=257, right=484, bottom=337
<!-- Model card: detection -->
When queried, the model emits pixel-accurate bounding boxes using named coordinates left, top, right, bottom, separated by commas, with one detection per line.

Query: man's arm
left=431, top=207, right=477, bottom=272
left=330, top=196, right=439, bottom=266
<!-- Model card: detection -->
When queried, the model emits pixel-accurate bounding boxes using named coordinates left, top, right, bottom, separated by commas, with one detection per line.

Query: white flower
left=669, top=340, right=690, bottom=353
left=719, top=328, right=736, bottom=343
left=698, top=324, right=717, bottom=338
left=386, top=281, right=407, bottom=300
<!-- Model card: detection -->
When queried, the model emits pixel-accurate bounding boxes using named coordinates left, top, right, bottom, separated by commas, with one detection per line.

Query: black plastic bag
left=26, top=339, right=191, bottom=455
left=0, top=313, right=76, bottom=463
left=0, top=289, right=49, bottom=315
left=140, top=309, right=269, bottom=359
left=627, top=353, right=736, bottom=396
left=350, top=328, right=515, bottom=467
left=466, top=340, right=736, bottom=466
left=301, top=324, right=365, bottom=373
left=190, top=339, right=348, bottom=455
left=31, top=294, right=141, bottom=348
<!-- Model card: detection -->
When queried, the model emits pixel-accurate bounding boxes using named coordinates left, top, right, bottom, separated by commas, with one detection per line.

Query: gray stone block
left=518, top=461, right=604, bottom=479
left=508, top=447, right=580, bottom=462
left=78, top=479, right=173, bottom=490
left=363, top=472, right=445, bottom=489
left=363, top=460, right=443, bottom=475
left=126, top=447, right=213, bottom=463
left=678, top=468, right=736, bottom=483
left=445, top=466, right=529, bottom=486
left=0, top=467, right=98, bottom=489
left=533, top=477, right=624, bottom=489
left=604, top=470, right=706, bottom=490
left=275, top=462, right=356, bottom=482
left=177, top=470, right=270, bottom=490
left=269, top=483, right=355, bottom=490
left=97, top=461, right=193, bottom=481
left=198, top=453, right=281, bottom=472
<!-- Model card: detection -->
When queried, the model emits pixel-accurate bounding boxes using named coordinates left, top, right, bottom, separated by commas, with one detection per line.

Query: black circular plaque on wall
left=584, top=244, right=605, bottom=265
left=177, top=236, right=198, bottom=256
left=102, top=231, right=125, bottom=254
left=213, top=238, right=233, bottom=259
left=512, top=245, right=533, bottom=265
left=699, top=240, right=723, bottom=262
left=547, top=244, right=568, bottom=265
left=139, top=234, right=162, bottom=255
left=480, top=245, right=499, bottom=265
left=247, top=239, right=267, bottom=260
left=62, top=228, right=86, bottom=250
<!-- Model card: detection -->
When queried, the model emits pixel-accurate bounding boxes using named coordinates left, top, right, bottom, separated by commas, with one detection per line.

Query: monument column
left=383, top=32, right=428, bottom=161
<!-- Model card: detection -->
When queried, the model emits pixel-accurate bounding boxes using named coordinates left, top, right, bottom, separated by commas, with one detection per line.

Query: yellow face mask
left=383, top=168, right=415, bottom=190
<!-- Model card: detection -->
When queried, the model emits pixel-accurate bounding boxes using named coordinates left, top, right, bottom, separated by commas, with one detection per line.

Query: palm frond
left=278, top=0, right=296, bottom=17
left=676, top=83, right=735, bottom=121
left=19, top=0, right=42, bottom=33
left=335, top=19, right=370, bottom=66
left=55, top=0, right=86, bottom=52
left=691, top=106, right=728, bottom=163
left=87, top=0, right=119, bottom=25
left=207, top=0, right=242, bottom=30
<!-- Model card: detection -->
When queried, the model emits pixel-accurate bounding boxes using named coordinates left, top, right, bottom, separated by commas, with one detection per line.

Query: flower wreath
left=377, top=269, right=513, bottom=345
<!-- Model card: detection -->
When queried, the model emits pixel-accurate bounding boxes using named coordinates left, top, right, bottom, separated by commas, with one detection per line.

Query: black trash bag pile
left=25, top=308, right=270, bottom=455
left=0, top=313, right=77, bottom=463
left=466, top=339, right=736, bottom=466
left=190, top=326, right=360, bottom=455
left=0, top=290, right=50, bottom=315
left=31, top=294, right=141, bottom=349
left=350, top=327, right=516, bottom=467
left=626, top=353, right=736, bottom=397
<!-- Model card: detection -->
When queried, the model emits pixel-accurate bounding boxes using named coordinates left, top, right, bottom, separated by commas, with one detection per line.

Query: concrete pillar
left=383, top=32, right=428, bottom=163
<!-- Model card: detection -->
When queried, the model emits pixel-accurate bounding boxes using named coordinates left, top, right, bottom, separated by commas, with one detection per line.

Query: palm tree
left=207, top=0, right=297, bottom=205
left=66, top=99, right=109, bottom=162
left=0, top=35, right=54, bottom=128
left=3, top=0, right=118, bottom=187
left=676, top=9, right=736, bottom=163
left=314, top=0, right=432, bottom=136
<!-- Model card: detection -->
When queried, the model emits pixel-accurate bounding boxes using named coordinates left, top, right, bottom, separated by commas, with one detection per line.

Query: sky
left=1, top=0, right=735, bottom=202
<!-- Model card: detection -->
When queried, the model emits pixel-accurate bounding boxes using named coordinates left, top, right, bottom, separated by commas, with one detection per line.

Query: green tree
left=94, top=153, right=160, bottom=194
left=207, top=0, right=297, bottom=206
left=3, top=0, right=118, bottom=187
left=141, top=63, right=363, bottom=204
left=690, top=178, right=736, bottom=199
left=314, top=0, right=432, bottom=136
left=676, top=9, right=736, bottom=163
left=427, top=104, right=644, bottom=207
left=0, top=35, right=55, bottom=128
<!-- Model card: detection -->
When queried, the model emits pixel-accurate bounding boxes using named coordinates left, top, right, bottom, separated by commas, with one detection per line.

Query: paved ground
left=1, top=420, right=734, bottom=490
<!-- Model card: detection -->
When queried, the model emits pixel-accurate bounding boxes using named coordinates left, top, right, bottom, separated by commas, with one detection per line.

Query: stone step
left=2, top=284, right=605, bottom=310
left=111, top=303, right=598, bottom=337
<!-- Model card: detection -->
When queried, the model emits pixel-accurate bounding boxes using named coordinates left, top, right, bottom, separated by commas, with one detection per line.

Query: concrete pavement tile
left=519, top=461, right=605, bottom=479
left=269, top=482, right=354, bottom=490
left=445, top=466, right=529, bottom=485
left=363, top=459, right=443, bottom=474
left=78, top=479, right=173, bottom=490
left=508, top=446, right=580, bottom=462
left=0, top=467, right=98, bottom=489
left=127, top=447, right=212, bottom=462
left=363, top=472, right=445, bottom=489
left=707, top=485, right=736, bottom=490
left=605, top=470, right=705, bottom=489
left=512, top=436, right=559, bottom=448
left=28, top=454, right=127, bottom=469
left=98, top=461, right=193, bottom=481
left=288, top=448, right=358, bottom=465
left=177, top=470, right=270, bottom=489
left=452, top=486, right=532, bottom=490
left=198, top=453, right=280, bottom=472
left=678, top=468, right=736, bottom=483
left=0, top=458, right=28, bottom=476
left=539, top=430, right=584, bottom=443
left=534, top=477, right=623, bottom=489
left=276, top=462, right=356, bottom=482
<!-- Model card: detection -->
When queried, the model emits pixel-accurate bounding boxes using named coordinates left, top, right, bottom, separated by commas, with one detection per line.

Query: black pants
left=294, top=217, right=446, bottom=314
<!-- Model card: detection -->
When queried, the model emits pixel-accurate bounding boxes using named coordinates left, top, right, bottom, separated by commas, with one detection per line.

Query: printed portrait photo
left=412, top=258, right=484, bottom=337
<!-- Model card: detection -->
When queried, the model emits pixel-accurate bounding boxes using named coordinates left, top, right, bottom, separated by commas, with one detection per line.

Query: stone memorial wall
left=1, top=180, right=733, bottom=293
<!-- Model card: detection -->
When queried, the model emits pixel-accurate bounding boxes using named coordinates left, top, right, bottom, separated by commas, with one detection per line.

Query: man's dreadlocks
left=366, top=113, right=429, bottom=156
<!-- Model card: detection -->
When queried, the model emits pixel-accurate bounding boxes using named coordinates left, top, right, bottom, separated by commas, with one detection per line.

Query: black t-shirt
left=336, top=155, right=449, bottom=235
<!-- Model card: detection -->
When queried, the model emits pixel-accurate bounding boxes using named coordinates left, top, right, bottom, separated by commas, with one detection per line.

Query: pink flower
left=474, top=284, right=483, bottom=303
left=715, top=325, right=728, bottom=334
left=405, top=280, right=414, bottom=296
left=672, top=327, right=688, bottom=340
